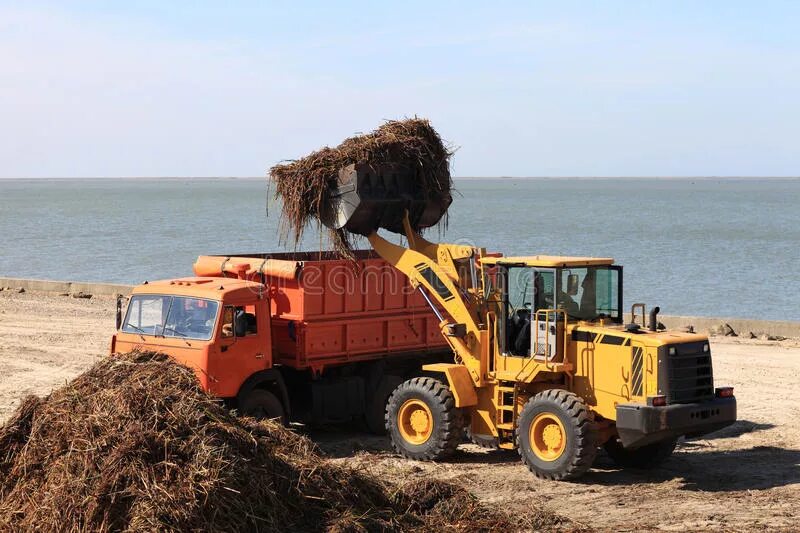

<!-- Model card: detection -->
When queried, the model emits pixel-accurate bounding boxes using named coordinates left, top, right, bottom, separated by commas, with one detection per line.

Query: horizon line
left=1, top=175, right=799, bottom=180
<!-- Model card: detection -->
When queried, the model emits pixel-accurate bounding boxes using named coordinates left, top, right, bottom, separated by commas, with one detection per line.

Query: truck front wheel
left=385, top=377, right=463, bottom=460
left=239, top=389, right=287, bottom=426
left=517, top=389, right=597, bottom=480
left=603, top=437, right=677, bottom=469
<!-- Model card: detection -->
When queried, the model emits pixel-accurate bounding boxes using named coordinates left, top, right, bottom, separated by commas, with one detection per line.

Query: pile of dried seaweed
left=0, top=352, right=532, bottom=532
left=269, top=118, right=453, bottom=257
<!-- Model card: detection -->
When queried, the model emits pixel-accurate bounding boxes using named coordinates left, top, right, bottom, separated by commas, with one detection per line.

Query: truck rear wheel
left=604, top=437, right=677, bottom=469
left=365, top=375, right=402, bottom=435
left=517, top=389, right=597, bottom=480
left=239, top=389, right=287, bottom=426
left=385, top=377, right=463, bottom=460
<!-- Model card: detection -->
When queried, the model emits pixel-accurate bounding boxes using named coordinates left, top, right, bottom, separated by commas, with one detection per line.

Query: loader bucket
left=319, top=163, right=452, bottom=236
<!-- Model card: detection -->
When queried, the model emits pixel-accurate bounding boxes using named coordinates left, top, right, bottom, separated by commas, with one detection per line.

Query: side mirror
left=567, top=274, right=580, bottom=296
left=115, top=295, right=123, bottom=330
left=221, top=306, right=235, bottom=338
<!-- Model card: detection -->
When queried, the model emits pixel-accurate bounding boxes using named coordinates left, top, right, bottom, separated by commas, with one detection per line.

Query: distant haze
left=1, top=2, right=799, bottom=178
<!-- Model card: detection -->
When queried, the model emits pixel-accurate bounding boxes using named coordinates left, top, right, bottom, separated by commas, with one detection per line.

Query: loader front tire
left=385, top=377, right=463, bottom=460
left=517, top=389, right=597, bottom=480
left=604, top=437, right=677, bottom=469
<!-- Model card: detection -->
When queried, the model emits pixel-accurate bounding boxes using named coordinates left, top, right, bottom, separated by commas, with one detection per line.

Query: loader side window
left=556, top=267, right=621, bottom=322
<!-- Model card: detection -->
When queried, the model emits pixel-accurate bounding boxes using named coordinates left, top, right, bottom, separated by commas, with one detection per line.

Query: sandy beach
left=1, top=288, right=798, bottom=531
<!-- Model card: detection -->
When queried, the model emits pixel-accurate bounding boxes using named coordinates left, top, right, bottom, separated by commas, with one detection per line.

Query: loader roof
left=480, top=255, right=615, bottom=268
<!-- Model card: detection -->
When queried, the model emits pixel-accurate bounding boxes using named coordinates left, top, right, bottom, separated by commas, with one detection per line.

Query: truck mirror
left=567, top=274, right=580, bottom=296
left=115, top=296, right=123, bottom=330
left=221, top=306, right=235, bottom=338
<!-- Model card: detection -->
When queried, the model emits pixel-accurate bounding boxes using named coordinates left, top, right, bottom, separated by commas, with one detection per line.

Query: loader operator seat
left=508, top=308, right=531, bottom=356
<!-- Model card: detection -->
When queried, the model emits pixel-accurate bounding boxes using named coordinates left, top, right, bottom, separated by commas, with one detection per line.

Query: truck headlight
left=668, top=346, right=676, bottom=356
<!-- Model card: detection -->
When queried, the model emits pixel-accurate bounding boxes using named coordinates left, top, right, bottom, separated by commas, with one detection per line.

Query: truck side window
left=234, top=306, right=258, bottom=337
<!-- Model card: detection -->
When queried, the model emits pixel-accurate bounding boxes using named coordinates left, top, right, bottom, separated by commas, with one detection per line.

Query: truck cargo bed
left=194, top=251, right=450, bottom=370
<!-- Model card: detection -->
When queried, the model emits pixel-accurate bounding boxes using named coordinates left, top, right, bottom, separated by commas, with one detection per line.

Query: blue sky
left=1, top=1, right=798, bottom=177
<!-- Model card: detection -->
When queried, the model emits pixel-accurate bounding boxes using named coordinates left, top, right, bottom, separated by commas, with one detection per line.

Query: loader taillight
left=648, top=395, right=667, bottom=407
left=715, top=387, right=734, bottom=398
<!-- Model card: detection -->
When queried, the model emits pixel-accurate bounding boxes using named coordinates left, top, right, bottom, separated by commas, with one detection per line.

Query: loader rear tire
left=604, top=437, right=677, bottom=469
left=385, top=377, right=463, bottom=461
left=517, top=389, right=597, bottom=480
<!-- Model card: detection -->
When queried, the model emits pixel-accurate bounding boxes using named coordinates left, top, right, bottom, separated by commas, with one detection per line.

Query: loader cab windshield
left=501, top=264, right=621, bottom=355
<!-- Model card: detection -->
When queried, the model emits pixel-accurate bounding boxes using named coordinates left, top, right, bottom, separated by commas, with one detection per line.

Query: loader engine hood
left=570, top=324, right=710, bottom=351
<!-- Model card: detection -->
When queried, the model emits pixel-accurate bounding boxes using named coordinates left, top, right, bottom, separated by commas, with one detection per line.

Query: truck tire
left=239, top=389, right=287, bottom=426
left=604, top=437, right=677, bottom=469
left=385, top=377, right=463, bottom=460
left=365, top=375, right=402, bottom=435
left=517, top=389, right=597, bottom=480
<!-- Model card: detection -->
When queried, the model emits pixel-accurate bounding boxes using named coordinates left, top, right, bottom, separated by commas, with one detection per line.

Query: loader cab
left=485, top=256, right=623, bottom=357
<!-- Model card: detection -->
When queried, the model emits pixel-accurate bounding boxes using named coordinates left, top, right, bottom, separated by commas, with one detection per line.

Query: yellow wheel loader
left=321, top=164, right=737, bottom=480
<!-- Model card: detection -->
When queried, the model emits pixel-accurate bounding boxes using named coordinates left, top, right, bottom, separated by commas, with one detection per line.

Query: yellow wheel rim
left=397, top=399, right=434, bottom=445
left=530, top=412, right=567, bottom=461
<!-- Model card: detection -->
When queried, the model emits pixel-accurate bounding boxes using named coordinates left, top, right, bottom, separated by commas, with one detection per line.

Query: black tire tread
left=517, top=389, right=597, bottom=481
left=385, top=376, right=463, bottom=460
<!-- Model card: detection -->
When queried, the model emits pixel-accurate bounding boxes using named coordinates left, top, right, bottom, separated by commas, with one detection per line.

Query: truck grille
left=664, top=341, right=714, bottom=404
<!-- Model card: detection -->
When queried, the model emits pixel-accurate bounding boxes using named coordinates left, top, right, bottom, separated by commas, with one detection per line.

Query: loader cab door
left=503, top=267, right=555, bottom=357
left=530, top=269, right=561, bottom=359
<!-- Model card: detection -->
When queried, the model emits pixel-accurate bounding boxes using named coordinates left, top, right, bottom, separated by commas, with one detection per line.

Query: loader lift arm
left=367, top=214, right=490, bottom=393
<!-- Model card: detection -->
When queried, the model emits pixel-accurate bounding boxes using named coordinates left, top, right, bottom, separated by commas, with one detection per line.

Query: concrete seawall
left=1, top=276, right=798, bottom=338
left=0, top=277, right=132, bottom=297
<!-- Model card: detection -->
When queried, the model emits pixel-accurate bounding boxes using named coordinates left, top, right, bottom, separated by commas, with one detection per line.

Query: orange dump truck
left=111, top=251, right=450, bottom=431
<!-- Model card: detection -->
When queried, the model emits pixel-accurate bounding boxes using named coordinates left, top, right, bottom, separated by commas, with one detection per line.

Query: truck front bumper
left=615, top=396, right=736, bottom=449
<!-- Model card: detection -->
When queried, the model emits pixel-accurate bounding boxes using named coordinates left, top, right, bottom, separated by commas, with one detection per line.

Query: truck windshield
left=122, top=295, right=219, bottom=340
left=557, top=267, right=621, bottom=322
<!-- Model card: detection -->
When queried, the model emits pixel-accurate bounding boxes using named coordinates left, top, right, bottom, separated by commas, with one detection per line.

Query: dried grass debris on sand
left=0, top=351, right=533, bottom=532
left=270, top=118, right=453, bottom=257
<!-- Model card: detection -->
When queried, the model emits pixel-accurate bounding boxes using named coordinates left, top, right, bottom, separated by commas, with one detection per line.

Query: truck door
left=211, top=301, right=272, bottom=397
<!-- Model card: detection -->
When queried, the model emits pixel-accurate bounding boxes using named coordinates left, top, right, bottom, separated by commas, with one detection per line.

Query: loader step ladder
left=495, top=381, right=518, bottom=449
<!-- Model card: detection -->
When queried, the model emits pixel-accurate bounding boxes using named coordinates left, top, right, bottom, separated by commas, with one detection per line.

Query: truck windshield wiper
left=162, top=326, right=188, bottom=338
left=125, top=324, right=146, bottom=333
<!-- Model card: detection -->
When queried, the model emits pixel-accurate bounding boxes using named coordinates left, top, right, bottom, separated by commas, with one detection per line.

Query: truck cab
left=112, top=277, right=275, bottom=401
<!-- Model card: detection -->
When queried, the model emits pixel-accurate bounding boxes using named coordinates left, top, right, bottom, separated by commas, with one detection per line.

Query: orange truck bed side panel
left=195, top=252, right=450, bottom=369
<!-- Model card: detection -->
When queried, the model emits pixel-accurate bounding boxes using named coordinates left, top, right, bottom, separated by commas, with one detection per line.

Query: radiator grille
left=665, top=341, right=714, bottom=404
